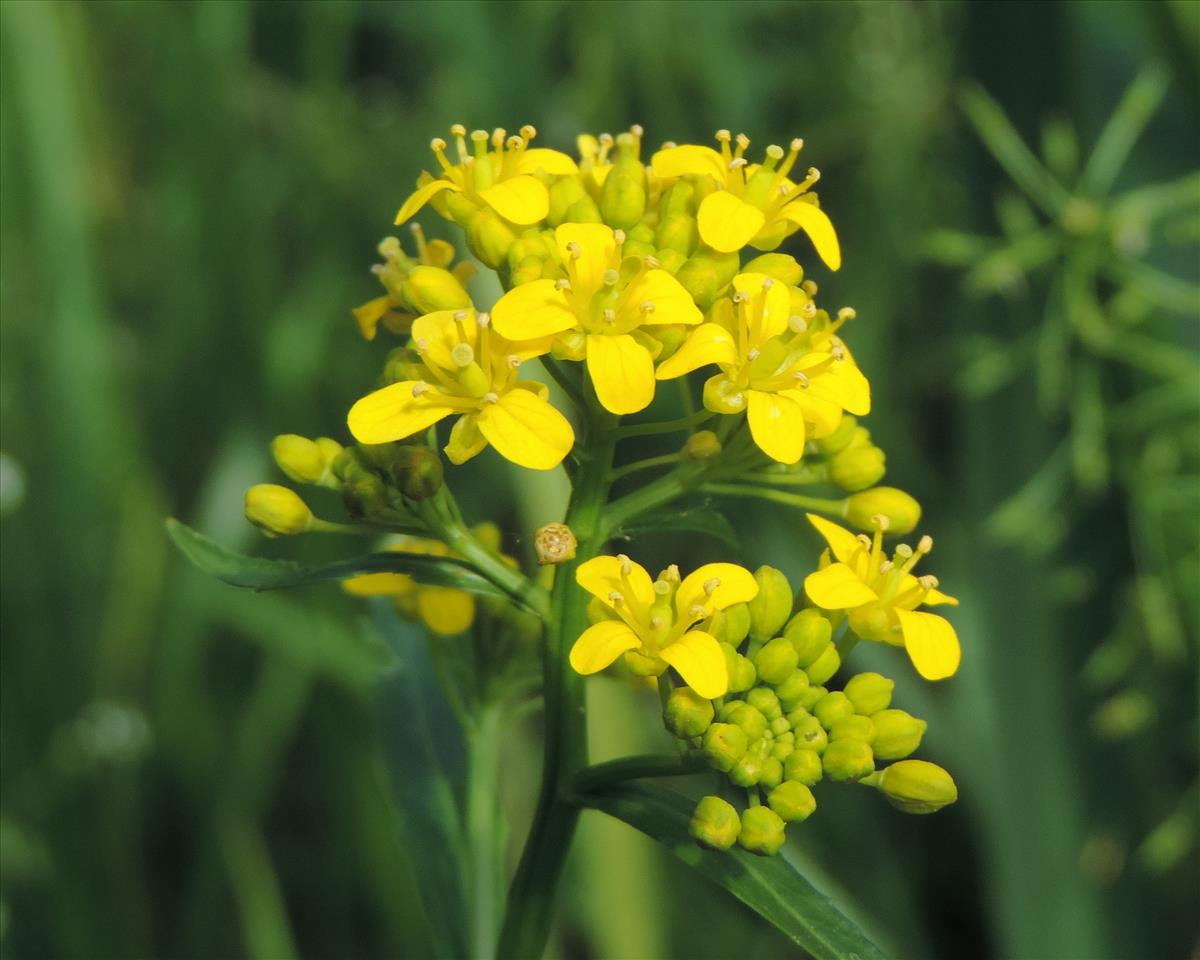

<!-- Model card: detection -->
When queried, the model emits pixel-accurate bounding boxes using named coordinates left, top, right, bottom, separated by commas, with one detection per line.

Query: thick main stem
left=466, top=704, right=505, bottom=960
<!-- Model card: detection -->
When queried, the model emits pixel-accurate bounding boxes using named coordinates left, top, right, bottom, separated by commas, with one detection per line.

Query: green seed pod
left=748, top=566, right=794, bottom=639
left=754, top=638, right=799, bottom=685
left=791, top=716, right=829, bottom=755
left=829, top=444, right=887, bottom=492
left=664, top=688, right=715, bottom=739
left=244, top=484, right=313, bottom=537
left=742, top=252, right=804, bottom=287
left=871, top=709, right=927, bottom=760
left=844, top=487, right=922, bottom=536
left=689, top=795, right=741, bottom=850
left=804, top=643, right=841, bottom=686
left=774, top=669, right=811, bottom=709
left=814, top=414, right=858, bottom=454
left=702, top=723, right=748, bottom=772
left=828, top=715, right=876, bottom=744
left=655, top=212, right=699, bottom=256
left=547, top=176, right=588, bottom=226
left=844, top=673, right=895, bottom=716
left=769, top=716, right=791, bottom=737
left=600, top=133, right=647, bottom=229
left=822, top=739, right=875, bottom=782
left=738, top=806, right=787, bottom=856
left=729, top=752, right=764, bottom=787
left=400, top=265, right=473, bottom=315
left=760, top=757, right=784, bottom=790
left=391, top=446, right=444, bottom=501
left=874, top=760, right=958, bottom=814
left=813, top=692, right=855, bottom=729
left=785, top=610, right=833, bottom=666
left=712, top=604, right=752, bottom=647
left=675, top=249, right=740, bottom=310
left=784, top=749, right=824, bottom=786
left=746, top=687, right=783, bottom=722
left=769, top=780, right=817, bottom=823
left=725, top=703, right=768, bottom=741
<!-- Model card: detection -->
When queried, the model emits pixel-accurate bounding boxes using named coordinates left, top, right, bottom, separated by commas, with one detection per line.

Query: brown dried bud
left=534, top=522, right=577, bottom=566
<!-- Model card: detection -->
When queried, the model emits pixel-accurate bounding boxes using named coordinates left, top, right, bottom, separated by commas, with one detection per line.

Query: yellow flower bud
left=690, top=795, right=741, bottom=850
left=828, top=444, right=887, bottom=492
left=623, top=649, right=666, bottom=677
left=675, top=250, right=740, bottom=309
left=703, top=722, right=749, bottom=772
left=655, top=248, right=687, bottom=274
left=655, top=212, right=699, bottom=256
left=785, top=610, right=832, bottom=666
left=874, top=760, right=958, bottom=814
left=682, top=430, right=722, bottom=461
left=702, top=373, right=747, bottom=414
left=390, top=446, right=444, bottom=501
left=813, top=414, right=858, bottom=454
left=844, top=487, right=922, bottom=535
left=813, top=691, right=854, bottom=729
left=566, top=195, right=603, bottom=224
left=738, top=805, right=786, bottom=856
left=664, top=688, right=715, bottom=739
left=534, top=522, right=577, bottom=566
left=822, top=739, right=875, bottom=782
left=784, top=749, right=823, bottom=786
left=754, top=637, right=800, bottom=685
left=774, top=669, right=811, bottom=709
left=244, top=484, right=313, bottom=538
left=741, top=252, right=804, bottom=286
left=746, top=687, right=783, bottom=722
left=271, top=434, right=330, bottom=485
left=769, top=780, right=817, bottom=823
left=769, top=716, right=791, bottom=737
left=650, top=323, right=688, bottom=361
left=843, top=672, right=895, bottom=716
left=760, top=757, right=784, bottom=790
left=599, top=134, right=647, bottom=229
left=804, top=642, right=841, bottom=686
left=712, top=604, right=751, bottom=646
left=791, top=715, right=829, bottom=754
left=400, top=265, right=472, bottom=315
left=659, top=179, right=696, bottom=219
left=828, top=715, right=876, bottom=744
left=748, top=566, right=794, bottom=639
left=871, top=709, right=927, bottom=760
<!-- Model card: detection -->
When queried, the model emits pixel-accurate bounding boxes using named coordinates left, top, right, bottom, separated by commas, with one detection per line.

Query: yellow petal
left=555, top=223, right=617, bottom=294
left=807, top=359, right=871, bottom=416
left=513, top=148, right=579, bottom=176
left=491, top=280, right=577, bottom=339
left=676, top=563, right=759, bottom=618
left=805, top=513, right=863, bottom=565
left=777, top=200, right=841, bottom=271
left=804, top=562, right=879, bottom=609
left=731, top=272, right=792, bottom=342
left=347, top=382, right=453, bottom=445
left=342, top=572, right=413, bottom=597
left=925, top=588, right=960, bottom=607
left=655, top=323, right=738, bottom=380
left=783, top=389, right=842, bottom=438
left=650, top=145, right=727, bottom=182
left=476, top=389, right=574, bottom=471
left=395, top=179, right=461, bottom=225
left=660, top=630, right=728, bottom=699
left=569, top=620, right=642, bottom=675
left=417, top=587, right=476, bottom=636
left=895, top=609, right=961, bottom=680
left=619, top=269, right=703, bottom=327
left=697, top=191, right=767, bottom=253
left=746, top=389, right=807, bottom=464
left=353, top=296, right=394, bottom=341
left=412, top=309, right=474, bottom=370
left=478, top=174, right=549, bottom=224
left=445, top=413, right=488, bottom=465
left=576, top=555, right=655, bottom=611
left=585, top=334, right=655, bottom=415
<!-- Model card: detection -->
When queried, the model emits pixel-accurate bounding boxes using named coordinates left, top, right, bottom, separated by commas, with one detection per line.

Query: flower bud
left=586, top=595, right=619, bottom=624
left=828, top=445, right=887, bottom=492
left=785, top=610, right=832, bottom=666
left=871, top=709, right=927, bottom=760
left=784, top=749, right=823, bottom=786
left=342, top=472, right=389, bottom=520
left=804, top=643, right=841, bottom=686
left=712, top=603, right=751, bottom=647
left=702, top=723, right=748, bottom=772
left=467, top=211, right=517, bottom=268
left=753, top=637, right=799, bottom=685
left=702, top=373, right=747, bottom=414
left=769, top=780, right=817, bottom=822
left=769, top=717, right=792, bottom=738
left=844, top=487, right=922, bottom=536
left=794, top=685, right=828, bottom=712
left=773, top=669, right=811, bottom=708
left=682, top=430, right=722, bottom=461
left=813, top=691, right=854, bottom=729
left=547, top=177, right=588, bottom=226
left=729, top=751, right=764, bottom=787
left=738, top=806, right=786, bottom=856
left=655, top=248, right=687, bottom=274
left=534, top=522, right=577, bottom=565
left=244, top=484, right=313, bottom=537
left=400, top=265, right=473, bottom=315
left=813, top=415, right=857, bottom=454
left=566, top=195, right=603, bottom=224
left=724, top=702, right=768, bottom=741
left=271, top=435, right=331, bottom=485
left=623, top=650, right=666, bottom=677
left=748, top=566, right=794, bottom=639
left=659, top=179, right=696, bottom=219
left=828, top=715, right=876, bottom=744
left=760, top=757, right=784, bottom=790
left=650, top=324, right=687, bottom=361
left=822, top=739, right=875, bottom=782
left=791, top=715, right=829, bottom=754
left=689, top=795, right=741, bottom=850
left=746, top=687, right=783, bottom=722
left=655, top=212, right=699, bottom=256
left=600, top=135, right=647, bottom=229
left=676, top=250, right=740, bottom=310
left=664, top=688, right=715, bottom=739
left=874, top=760, right=958, bottom=814
left=390, top=446, right=444, bottom=500
left=843, top=672, right=895, bottom=716
left=741, top=253, right=803, bottom=286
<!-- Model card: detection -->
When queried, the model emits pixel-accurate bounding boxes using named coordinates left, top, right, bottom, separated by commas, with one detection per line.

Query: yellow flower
left=802, top=513, right=961, bottom=681
left=343, top=539, right=475, bottom=636
left=490, top=224, right=703, bottom=414
left=650, top=131, right=840, bottom=268
left=346, top=308, right=574, bottom=471
left=569, top=555, right=759, bottom=698
left=656, top=273, right=870, bottom=463
left=394, top=125, right=578, bottom=228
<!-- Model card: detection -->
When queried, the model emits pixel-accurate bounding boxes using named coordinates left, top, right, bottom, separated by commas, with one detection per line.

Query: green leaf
left=617, top=505, right=740, bottom=550
left=166, top=518, right=518, bottom=606
left=578, top=782, right=887, bottom=960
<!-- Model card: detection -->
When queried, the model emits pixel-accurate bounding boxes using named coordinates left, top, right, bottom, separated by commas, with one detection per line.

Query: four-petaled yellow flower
left=651, top=131, right=841, bottom=268
left=490, top=224, right=703, bottom=414
left=347, top=308, right=573, bottom=471
left=656, top=272, right=870, bottom=463
left=569, top=555, right=759, bottom=699
left=803, top=513, right=961, bottom=680
left=394, top=125, right=578, bottom=228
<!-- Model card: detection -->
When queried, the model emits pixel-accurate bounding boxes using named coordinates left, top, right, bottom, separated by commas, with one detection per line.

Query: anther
left=430, top=137, right=447, bottom=151
left=664, top=564, right=681, bottom=583
left=640, top=301, right=655, bottom=314
left=613, top=229, right=626, bottom=245
left=644, top=256, right=661, bottom=269
left=788, top=315, right=808, bottom=333
left=602, top=268, right=620, bottom=286
left=482, top=391, right=499, bottom=404
left=471, top=129, right=489, bottom=143
left=807, top=167, right=821, bottom=183
left=838, top=307, right=857, bottom=321
left=449, top=124, right=466, bottom=137
left=412, top=381, right=431, bottom=398
left=703, top=577, right=721, bottom=596
left=715, top=129, right=731, bottom=142
left=802, top=301, right=817, bottom=318
left=793, top=371, right=809, bottom=388
left=918, top=535, right=933, bottom=554
left=761, top=277, right=774, bottom=289
left=731, top=290, right=749, bottom=304
left=608, top=590, right=624, bottom=607
left=735, top=133, right=750, bottom=150
left=630, top=123, right=644, bottom=138
left=477, top=311, right=491, bottom=327
left=506, top=135, right=522, bottom=150
left=790, top=137, right=804, bottom=151
left=520, top=124, right=536, bottom=140
left=879, top=560, right=894, bottom=574
left=802, top=280, right=818, bottom=296
left=506, top=354, right=520, bottom=369
left=688, top=604, right=708, bottom=620
left=872, top=514, right=891, bottom=532
left=415, top=338, right=430, bottom=354
left=617, top=554, right=633, bottom=575
left=603, top=308, right=616, bottom=324
left=598, top=132, right=614, bottom=149
left=491, top=128, right=506, bottom=149
left=747, top=348, right=760, bottom=361
left=566, top=241, right=581, bottom=260
left=728, top=157, right=749, bottom=171
left=554, top=278, right=571, bottom=291
left=831, top=345, right=846, bottom=360
left=919, top=575, right=940, bottom=590
left=857, top=534, right=872, bottom=548
left=453, top=310, right=468, bottom=321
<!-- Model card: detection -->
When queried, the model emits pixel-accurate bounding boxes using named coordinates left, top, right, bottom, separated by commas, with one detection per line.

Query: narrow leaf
left=617, top=505, right=740, bottom=550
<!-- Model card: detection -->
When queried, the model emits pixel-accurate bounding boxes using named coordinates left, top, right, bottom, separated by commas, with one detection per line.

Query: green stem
left=610, top=453, right=682, bottom=482
left=566, top=754, right=705, bottom=797
left=615, top=408, right=714, bottom=439
left=467, top=704, right=505, bottom=960
left=702, top=482, right=848, bottom=517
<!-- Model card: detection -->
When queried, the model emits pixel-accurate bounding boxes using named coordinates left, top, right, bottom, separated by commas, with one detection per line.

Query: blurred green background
left=2, top=1, right=1197, bottom=958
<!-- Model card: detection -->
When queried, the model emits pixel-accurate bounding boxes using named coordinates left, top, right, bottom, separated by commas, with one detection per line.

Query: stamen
left=837, top=307, right=857, bottom=322
left=453, top=310, right=468, bottom=321
left=603, top=308, right=616, bottom=324
left=491, top=128, right=506, bottom=150
left=802, top=301, right=818, bottom=318
left=644, top=255, right=661, bottom=269
left=788, top=315, right=808, bottom=333
left=872, top=514, right=891, bottom=532
left=747, top=348, right=760, bottom=361
left=617, top=554, right=633, bottom=575
left=506, top=135, right=522, bottom=150
left=566, top=241, right=581, bottom=260
left=728, top=157, right=749, bottom=171
left=554, top=278, right=571, bottom=291
left=919, top=575, right=940, bottom=590
left=857, top=535, right=872, bottom=549
left=520, top=124, right=537, bottom=140
left=802, top=280, right=818, bottom=296
left=506, top=354, right=520, bottom=369
left=477, top=311, right=491, bottom=327
left=608, top=590, right=624, bottom=607
left=640, top=301, right=655, bottom=314
left=831, top=344, right=846, bottom=360
left=664, top=564, right=681, bottom=583
left=703, top=577, right=721, bottom=596
left=688, top=604, right=708, bottom=620
left=449, top=124, right=466, bottom=137
left=412, top=381, right=432, bottom=398
left=714, top=129, right=731, bottom=143
left=793, top=371, right=809, bottom=388
left=918, top=535, right=933, bottom=554
left=481, top=391, right=499, bottom=404
left=414, top=338, right=430, bottom=354
left=731, top=290, right=749, bottom=304
left=879, top=560, right=894, bottom=574
left=613, top=229, right=626, bottom=246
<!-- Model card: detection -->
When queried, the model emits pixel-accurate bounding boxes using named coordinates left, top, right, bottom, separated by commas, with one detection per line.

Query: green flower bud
left=784, top=749, right=824, bottom=786
left=771, top=732, right=795, bottom=760
left=804, top=643, right=841, bottom=686
left=746, top=687, right=783, bottom=721
left=390, top=446, right=444, bottom=500
left=659, top=179, right=696, bottom=219
left=566, top=195, right=603, bottom=224
left=271, top=435, right=329, bottom=485
left=774, top=669, right=811, bottom=708
left=813, top=692, right=854, bottom=729
left=754, top=637, right=799, bottom=685
left=741, top=253, right=804, bottom=286
left=748, top=566, right=794, bottom=639
left=244, top=484, right=313, bottom=537
left=689, top=795, right=741, bottom=850
left=844, top=487, right=922, bottom=536
left=623, top=649, right=666, bottom=677
left=871, top=709, right=927, bottom=760
left=738, top=806, right=787, bottom=856
left=682, top=430, right=722, bottom=461
left=729, top=751, right=764, bottom=787
left=664, top=688, right=715, bottom=739
left=791, top=715, right=829, bottom=754
left=873, top=760, right=958, bottom=814
left=822, top=739, right=875, bottom=782
left=814, top=414, right=858, bottom=454
left=760, top=757, right=784, bottom=790
left=769, top=717, right=791, bottom=737
left=655, top=248, right=687, bottom=274
left=828, top=715, right=876, bottom=744
left=547, top=177, right=588, bottom=226
left=769, top=780, right=817, bottom=823
left=702, top=723, right=748, bottom=772
left=718, top=642, right=756, bottom=692
left=356, top=441, right=402, bottom=471
left=844, top=672, right=895, bottom=715
left=676, top=250, right=740, bottom=310
left=725, top=702, right=768, bottom=741
left=795, top=685, right=828, bottom=711
left=712, top=603, right=751, bottom=647
left=627, top=222, right=655, bottom=244
left=466, top=211, right=517, bottom=269
left=600, top=135, right=647, bottom=229
left=342, top=470, right=389, bottom=519
left=400, top=265, right=472, bottom=315
left=655, top=212, right=699, bottom=256
left=785, top=610, right=832, bottom=666
left=785, top=706, right=810, bottom=728
left=829, top=444, right=887, bottom=492
left=702, top=373, right=747, bottom=414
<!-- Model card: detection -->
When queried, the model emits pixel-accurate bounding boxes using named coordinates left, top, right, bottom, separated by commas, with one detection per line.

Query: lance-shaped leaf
left=617, top=505, right=740, bottom=551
